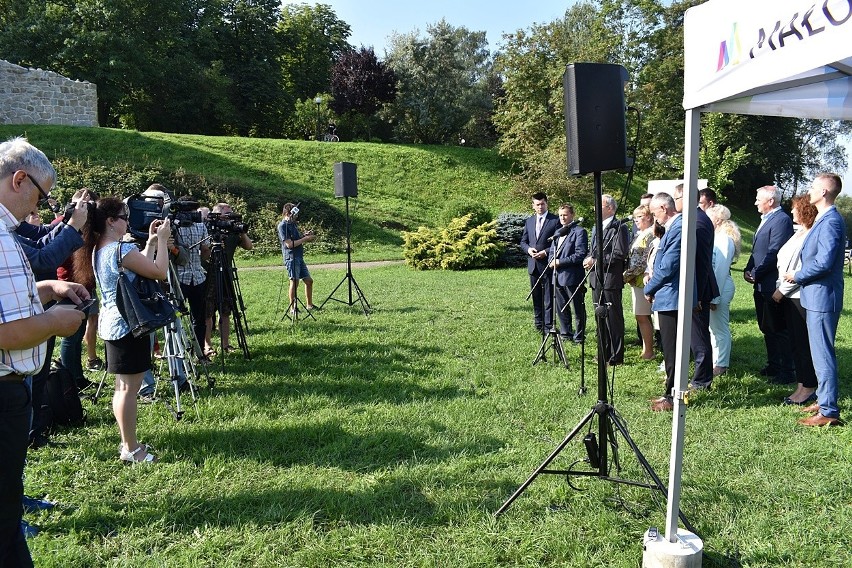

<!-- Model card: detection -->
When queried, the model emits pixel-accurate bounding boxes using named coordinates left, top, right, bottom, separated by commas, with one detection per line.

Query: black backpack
left=44, top=362, right=86, bottom=430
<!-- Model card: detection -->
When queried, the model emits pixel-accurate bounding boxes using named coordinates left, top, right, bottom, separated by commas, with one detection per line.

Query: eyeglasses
left=25, top=173, right=51, bottom=206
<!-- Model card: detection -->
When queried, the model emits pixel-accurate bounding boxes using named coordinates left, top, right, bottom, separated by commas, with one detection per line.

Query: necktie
left=536, top=216, right=543, bottom=239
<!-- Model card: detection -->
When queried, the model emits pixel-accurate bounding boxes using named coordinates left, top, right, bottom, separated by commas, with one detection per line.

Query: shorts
left=105, top=333, right=153, bottom=374
left=285, top=258, right=311, bottom=280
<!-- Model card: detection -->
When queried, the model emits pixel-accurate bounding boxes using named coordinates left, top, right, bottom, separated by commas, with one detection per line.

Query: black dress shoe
left=783, top=392, right=817, bottom=406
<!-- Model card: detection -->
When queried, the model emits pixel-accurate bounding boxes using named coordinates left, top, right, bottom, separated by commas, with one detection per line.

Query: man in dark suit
left=674, top=184, right=719, bottom=390
left=644, top=193, right=680, bottom=411
left=785, top=173, right=845, bottom=427
left=583, top=194, right=629, bottom=365
left=548, top=203, right=588, bottom=343
left=520, top=192, right=559, bottom=331
left=744, top=185, right=794, bottom=383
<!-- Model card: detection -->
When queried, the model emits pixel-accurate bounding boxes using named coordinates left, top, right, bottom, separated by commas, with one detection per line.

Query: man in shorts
left=277, top=203, right=315, bottom=311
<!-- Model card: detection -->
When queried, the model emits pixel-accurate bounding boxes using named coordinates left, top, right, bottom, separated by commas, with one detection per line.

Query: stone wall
left=0, top=60, right=98, bottom=127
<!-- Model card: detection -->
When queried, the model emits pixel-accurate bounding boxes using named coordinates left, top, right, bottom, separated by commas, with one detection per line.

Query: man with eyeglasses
left=0, top=136, right=90, bottom=566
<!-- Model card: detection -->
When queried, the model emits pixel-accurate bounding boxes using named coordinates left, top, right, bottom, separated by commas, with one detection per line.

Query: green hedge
left=402, top=214, right=504, bottom=270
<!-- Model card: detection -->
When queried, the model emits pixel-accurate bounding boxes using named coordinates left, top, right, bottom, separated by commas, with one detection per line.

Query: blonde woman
left=705, top=204, right=741, bottom=376
left=623, top=205, right=655, bottom=359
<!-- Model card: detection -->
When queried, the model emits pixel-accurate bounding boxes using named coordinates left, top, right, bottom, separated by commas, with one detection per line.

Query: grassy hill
left=1, top=125, right=765, bottom=263
left=0, top=125, right=528, bottom=262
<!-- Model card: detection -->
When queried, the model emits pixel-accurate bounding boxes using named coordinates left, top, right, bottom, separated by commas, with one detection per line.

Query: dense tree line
left=1, top=0, right=847, bottom=199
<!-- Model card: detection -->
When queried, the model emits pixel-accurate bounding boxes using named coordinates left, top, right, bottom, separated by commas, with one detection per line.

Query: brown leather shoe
left=800, top=403, right=821, bottom=414
left=797, top=414, right=842, bottom=427
left=651, top=398, right=673, bottom=412
left=712, top=366, right=728, bottom=376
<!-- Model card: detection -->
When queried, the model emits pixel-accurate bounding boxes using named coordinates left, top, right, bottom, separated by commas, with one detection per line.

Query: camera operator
left=170, top=196, right=210, bottom=355
left=204, top=202, right=252, bottom=354
left=278, top=203, right=316, bottom=311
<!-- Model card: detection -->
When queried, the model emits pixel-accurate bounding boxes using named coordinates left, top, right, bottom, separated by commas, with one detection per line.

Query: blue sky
left=284, top=0, right=575, bottom=54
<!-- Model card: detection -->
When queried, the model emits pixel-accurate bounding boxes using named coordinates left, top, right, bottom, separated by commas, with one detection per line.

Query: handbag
left=112, top=243, right=177, bottom=337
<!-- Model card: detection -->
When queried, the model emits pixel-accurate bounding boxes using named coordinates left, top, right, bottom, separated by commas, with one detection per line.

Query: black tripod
left=208, top=233, right=251, bottom=370
left=277, top=269, right=316, bottom=324
left=320, top=194, right=371, bottom=315
left=495, top=173, right=694, bottom=533
left=531, top=239, right=568, bottom=368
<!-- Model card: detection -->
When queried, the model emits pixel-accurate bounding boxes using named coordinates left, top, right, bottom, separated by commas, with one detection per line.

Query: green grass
left=26, top=260, right=851, bottom=567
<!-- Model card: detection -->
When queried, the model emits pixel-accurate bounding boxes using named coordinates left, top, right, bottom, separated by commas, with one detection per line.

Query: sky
left=284, top=0, right=575, bottom=54
left=285, top=0, right=851, bottom=195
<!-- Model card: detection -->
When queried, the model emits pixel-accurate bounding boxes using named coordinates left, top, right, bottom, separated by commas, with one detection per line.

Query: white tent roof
left=683, top=0, right=852, bottom=119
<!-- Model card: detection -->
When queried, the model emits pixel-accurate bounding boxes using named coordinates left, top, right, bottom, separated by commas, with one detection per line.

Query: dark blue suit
left=645, top=214, right=682, bottom=396
left=745, top=208, right=794, bottom=379
left=795, top=205, right=845, bottom=418
left=549, top=222, right=588, bottom=342
left=691, top=208, right=720, bottom=388
left=520, top=212, right=559, bottom=329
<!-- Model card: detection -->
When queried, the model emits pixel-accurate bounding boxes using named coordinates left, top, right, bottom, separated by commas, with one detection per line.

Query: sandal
left=119, top=444, right=157, bottom=464
left=223, top=345, right=238, bottom=354
left=87, top=357, right=104, bottom=371
left=203, top=348, right=217, bottom=358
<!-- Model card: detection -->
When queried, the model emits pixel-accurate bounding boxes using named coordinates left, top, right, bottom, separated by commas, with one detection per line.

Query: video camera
left=205, top=212, right=249, bottom=236
left=126, top=194, right=203, bottom=240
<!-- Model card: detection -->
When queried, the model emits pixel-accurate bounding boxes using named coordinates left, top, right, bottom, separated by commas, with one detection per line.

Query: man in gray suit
left=549, top=203, right=588, bottom=343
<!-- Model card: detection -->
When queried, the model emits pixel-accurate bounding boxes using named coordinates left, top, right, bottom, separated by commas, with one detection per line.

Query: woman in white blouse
left=771, top=195, right=819, bottom=405
left=705, top=205, right=741, bottom=376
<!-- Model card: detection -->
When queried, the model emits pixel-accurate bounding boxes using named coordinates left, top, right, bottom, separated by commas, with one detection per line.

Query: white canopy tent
left=665, top=0, right=852, bottom=547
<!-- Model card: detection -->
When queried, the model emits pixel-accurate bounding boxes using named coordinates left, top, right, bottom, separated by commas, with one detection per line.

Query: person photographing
left=277, top=203, right=315, bottom=312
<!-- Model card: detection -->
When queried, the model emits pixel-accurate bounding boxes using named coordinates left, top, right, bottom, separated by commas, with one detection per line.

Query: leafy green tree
left=278, top=3, right=351, bottom=104
left=214, top=0, right=284, bottom=136
left=698, top=113, right=750, bottom=195
left=384, top=20, right=495, bottom=145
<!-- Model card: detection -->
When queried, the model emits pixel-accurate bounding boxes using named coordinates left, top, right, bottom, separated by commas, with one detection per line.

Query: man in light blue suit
left=785, top=173, right=846, bottom=427
left=644, top=193, right=681, bottom=412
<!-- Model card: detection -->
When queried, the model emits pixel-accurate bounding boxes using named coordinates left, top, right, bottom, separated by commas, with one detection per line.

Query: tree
left=384, top=20, right=495, bottom=145
left=329, top=47, right=396, bottom=140
left=214, top=0, right=284, bottom=136
left=278, top=3, right=351, bottom=104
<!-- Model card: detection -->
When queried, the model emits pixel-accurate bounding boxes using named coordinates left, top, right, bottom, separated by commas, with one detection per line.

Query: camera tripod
left=496, top=173, right=694, bottom=533
left=208, top=234, right=251, bottom=370
left=277, top=270, right=316, bottom=324
left=92, top=262, right=210, bottom=420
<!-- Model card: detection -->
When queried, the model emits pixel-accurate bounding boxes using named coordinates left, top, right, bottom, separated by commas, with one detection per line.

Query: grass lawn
left=26, top=260, right=851, bottom=567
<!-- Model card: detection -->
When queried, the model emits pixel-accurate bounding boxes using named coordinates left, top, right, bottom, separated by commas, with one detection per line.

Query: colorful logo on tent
left=717, top=23, right=742, bottom=72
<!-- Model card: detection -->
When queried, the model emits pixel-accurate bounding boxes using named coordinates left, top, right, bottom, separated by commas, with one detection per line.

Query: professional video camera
left=126, top=194, right=203, bottom=240
left=205, top=212, right=249, bottom=235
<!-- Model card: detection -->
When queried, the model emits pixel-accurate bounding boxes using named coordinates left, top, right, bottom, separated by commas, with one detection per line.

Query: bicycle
left=323, top=124, right=339, bottom=142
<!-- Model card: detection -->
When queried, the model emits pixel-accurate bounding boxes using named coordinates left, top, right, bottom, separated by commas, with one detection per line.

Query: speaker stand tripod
left=495, top=173, right=694, bottom=534
left=320, top=194, right=371, bottom=315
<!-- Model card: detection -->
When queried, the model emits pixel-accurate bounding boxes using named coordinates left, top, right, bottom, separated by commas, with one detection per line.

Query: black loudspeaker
left=563, top=63, right=630, bottom=175
left=334, top=162, right=358, bottom=198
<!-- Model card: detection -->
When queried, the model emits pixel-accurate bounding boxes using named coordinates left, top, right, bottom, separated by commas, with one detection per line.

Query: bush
left=51, top=157, right=346, bottom=258
left=494, top=212, right=527, bottom=268
left=402, top=214, right=504, bottom=270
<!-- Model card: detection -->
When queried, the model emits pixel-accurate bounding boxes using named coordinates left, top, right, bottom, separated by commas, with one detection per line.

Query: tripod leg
left=495, top=407, right=598, bottom=517
left=606, top=409, right=698, bottom=535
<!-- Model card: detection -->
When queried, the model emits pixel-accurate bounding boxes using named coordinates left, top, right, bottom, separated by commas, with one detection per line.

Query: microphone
left=547, top=224, right=572, bottom=242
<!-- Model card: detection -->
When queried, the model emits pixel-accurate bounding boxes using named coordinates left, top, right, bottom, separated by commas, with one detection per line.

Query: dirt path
left=240, top=260, right=404, bottom=272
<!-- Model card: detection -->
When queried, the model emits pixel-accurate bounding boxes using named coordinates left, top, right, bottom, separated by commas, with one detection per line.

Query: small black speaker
left=563, top=63, right=629, bottom=175
left=334, top=162, right=358, bottom=198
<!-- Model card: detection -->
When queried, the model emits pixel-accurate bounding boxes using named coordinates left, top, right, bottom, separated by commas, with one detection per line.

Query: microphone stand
left=532, top=234, right=570, bottom=368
